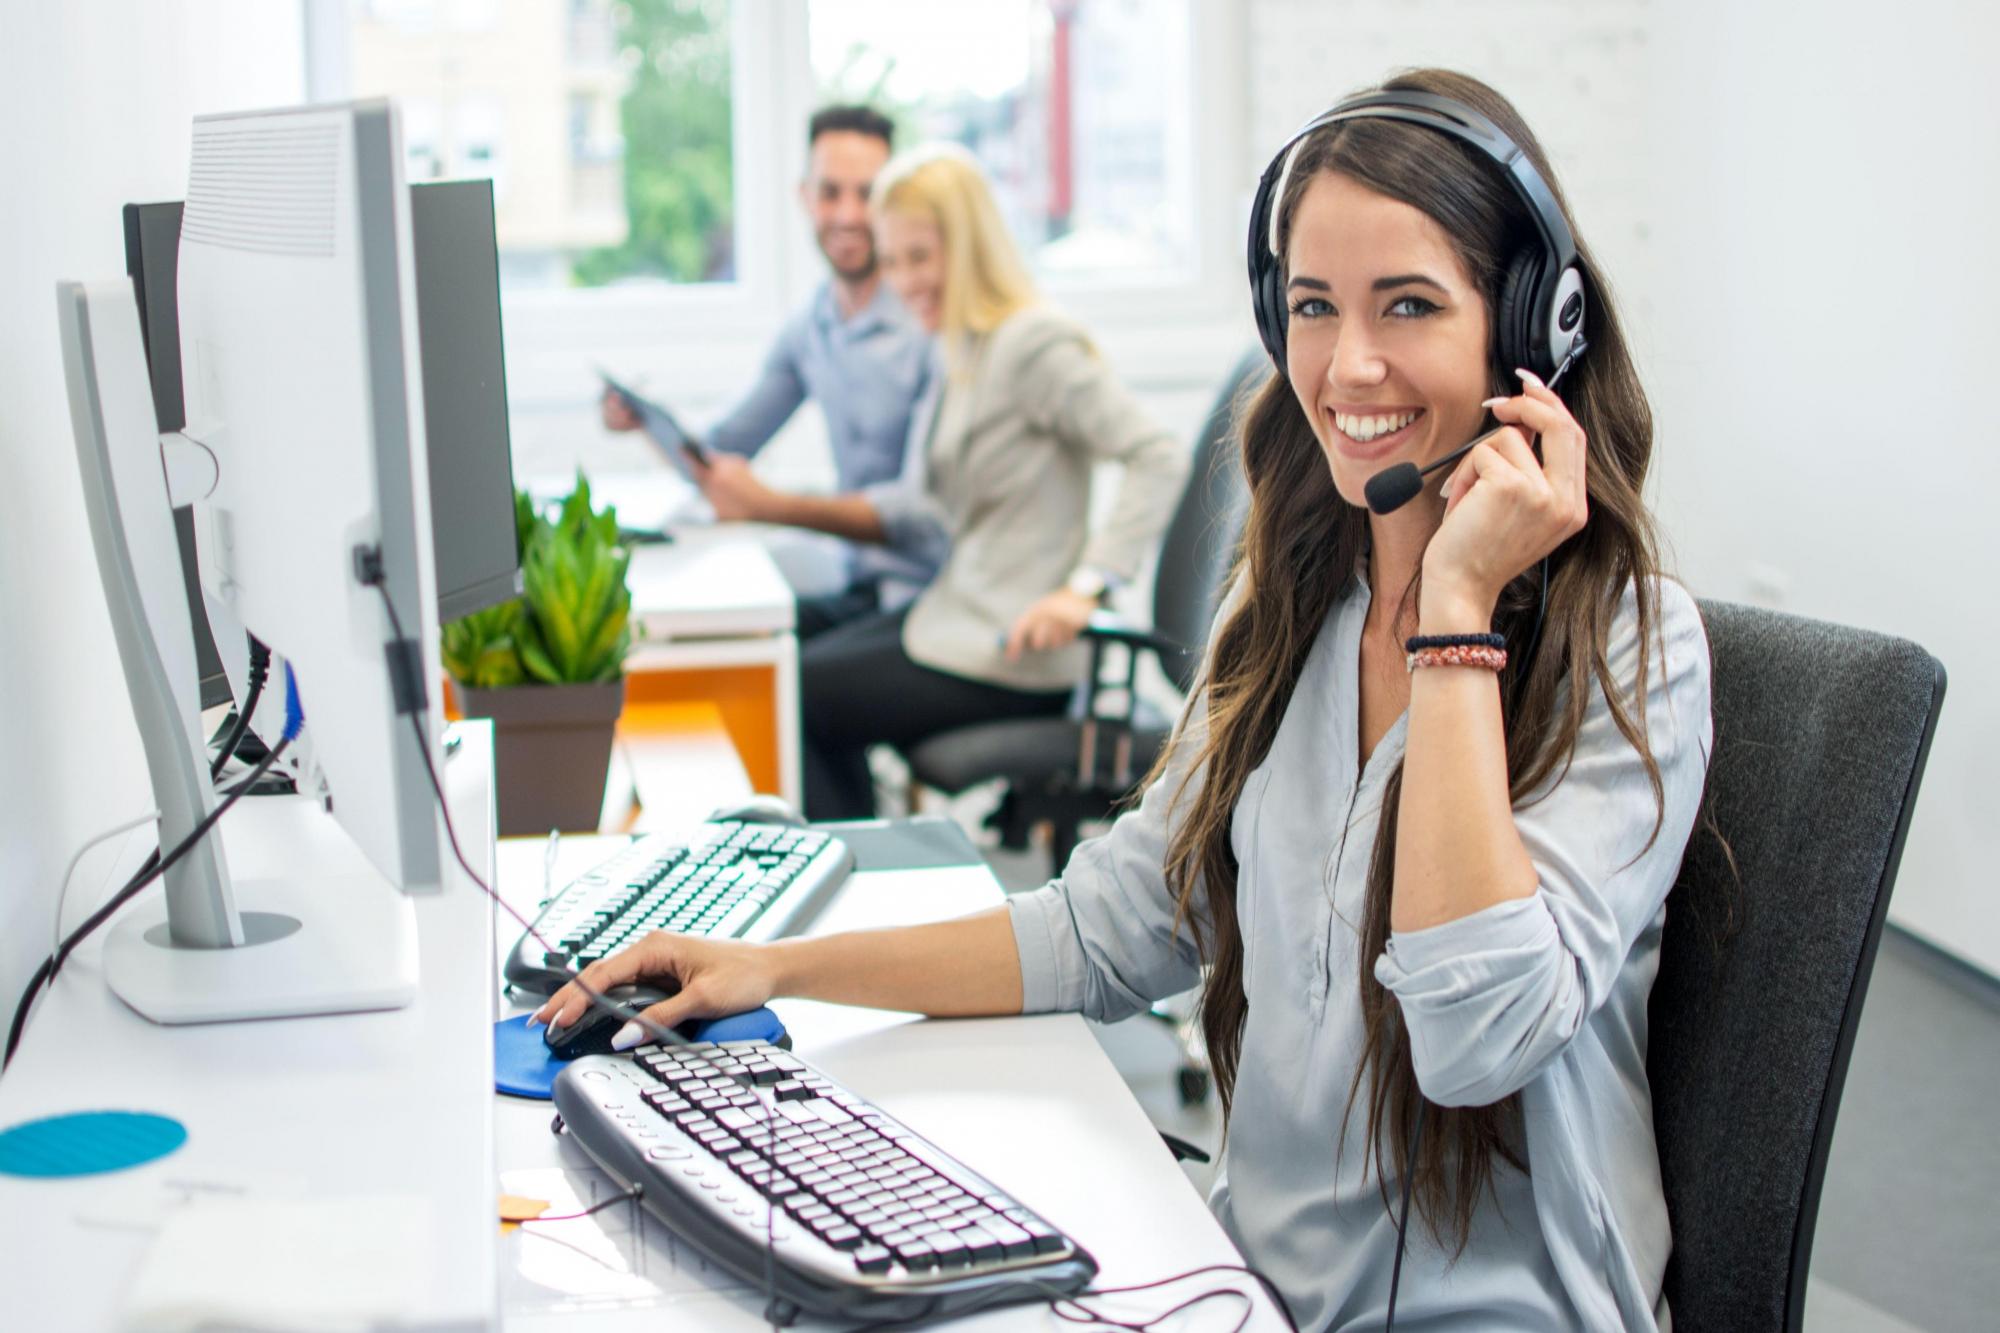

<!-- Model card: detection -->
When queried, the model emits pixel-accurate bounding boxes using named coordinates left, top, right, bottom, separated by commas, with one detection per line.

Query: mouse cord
left=365, top=576, right=789, bottom=1330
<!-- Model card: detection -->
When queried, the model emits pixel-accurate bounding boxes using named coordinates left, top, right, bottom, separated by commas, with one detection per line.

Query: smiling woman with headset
left=538, top=68, right=1714, bottom=1330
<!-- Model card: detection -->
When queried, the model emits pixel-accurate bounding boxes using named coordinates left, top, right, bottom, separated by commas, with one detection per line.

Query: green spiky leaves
left=441, top=472, right=632, bottom=689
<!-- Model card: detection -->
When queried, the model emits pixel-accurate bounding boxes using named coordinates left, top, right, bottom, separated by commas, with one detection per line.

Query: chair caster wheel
left=1176, top=1066, right=1211, bottom=1106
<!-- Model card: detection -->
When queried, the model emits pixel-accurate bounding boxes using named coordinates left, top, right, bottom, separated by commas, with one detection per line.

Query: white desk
left=492, top=834, right=1286, bottom=1332
left=0, top=725, right=503, bottom=1331
left=1, top=736, right=1279, bottom=1331
left=623, top=529, right=803, bottom=807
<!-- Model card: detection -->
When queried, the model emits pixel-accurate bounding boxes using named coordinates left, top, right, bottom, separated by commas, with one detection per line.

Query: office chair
left=1648, top=600, right=1945, bottom=1332
left=906, top=348, right=1264, bottom=876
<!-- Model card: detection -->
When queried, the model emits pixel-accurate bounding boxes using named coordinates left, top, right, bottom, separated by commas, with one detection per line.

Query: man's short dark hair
left=808, top=105, right=895, bottom=151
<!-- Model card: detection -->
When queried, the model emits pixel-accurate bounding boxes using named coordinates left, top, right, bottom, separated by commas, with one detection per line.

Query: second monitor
left=122, top=177, right=523, bottom=708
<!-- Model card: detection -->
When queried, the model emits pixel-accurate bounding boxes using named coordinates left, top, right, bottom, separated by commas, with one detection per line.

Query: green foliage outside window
left=571, top=0, right=736, bottom=286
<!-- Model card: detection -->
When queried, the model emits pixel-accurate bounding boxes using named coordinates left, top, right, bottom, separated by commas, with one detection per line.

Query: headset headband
left=1262, top=92, right=1578, bottom=274
left=1248, top=88, right=1587, bottom=378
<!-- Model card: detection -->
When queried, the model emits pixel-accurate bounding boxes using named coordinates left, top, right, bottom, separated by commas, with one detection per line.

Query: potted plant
left=444, top=476, right=633, bottom=835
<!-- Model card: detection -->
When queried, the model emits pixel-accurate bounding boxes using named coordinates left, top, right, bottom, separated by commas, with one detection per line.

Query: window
left=342, top=0, right=734, bottom=291
left=308, top=0, right=1242, bottom=453
left=807, top=0, right=1195, bottom=285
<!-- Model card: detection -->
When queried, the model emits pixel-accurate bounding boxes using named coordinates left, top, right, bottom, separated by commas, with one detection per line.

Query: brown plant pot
left=457, top=679, right=625, bottom=836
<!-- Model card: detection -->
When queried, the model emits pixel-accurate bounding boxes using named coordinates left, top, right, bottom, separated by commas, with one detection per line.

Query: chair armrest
left=1158, top=1130, right=1212, bottom=1164
left=1080, top=611, right=1185, bottom=661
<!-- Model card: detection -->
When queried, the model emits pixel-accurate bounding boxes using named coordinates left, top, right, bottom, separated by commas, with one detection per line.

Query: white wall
left=0, top=4, right=306, bottom=1021
left=1643, top=0, right=2000, bottom=972
left=1242, top=0, right=1998, bottom=973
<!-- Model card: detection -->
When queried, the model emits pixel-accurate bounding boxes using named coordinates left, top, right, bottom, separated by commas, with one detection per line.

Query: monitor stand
left=101, top=874, right=417, bottom=1024
left=59, top=280, right=418, bottom=1024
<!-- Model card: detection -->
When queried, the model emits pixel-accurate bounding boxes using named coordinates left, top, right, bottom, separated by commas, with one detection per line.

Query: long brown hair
left=1160, top=69, right=1668, bottom=1250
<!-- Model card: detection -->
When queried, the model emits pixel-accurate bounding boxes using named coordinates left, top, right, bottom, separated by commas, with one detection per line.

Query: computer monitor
left=121, top=183, right=520, bottom=673
left=122, top=201, right=234, bottom=712
left=57, top=100, right=447, bottom=1023
left=408, top=178, right=523, bottom=621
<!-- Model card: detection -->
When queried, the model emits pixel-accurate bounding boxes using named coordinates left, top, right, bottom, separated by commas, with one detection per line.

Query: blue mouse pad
left=494, top=1008, right=791, bottom=1100
left=0, top=1110, right=187, bottom=1178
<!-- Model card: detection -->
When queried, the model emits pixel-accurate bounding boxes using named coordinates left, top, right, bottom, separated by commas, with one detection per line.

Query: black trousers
left=800, top=606, right=1069, bottom=820
left=794, top=582, right=880, bottom=642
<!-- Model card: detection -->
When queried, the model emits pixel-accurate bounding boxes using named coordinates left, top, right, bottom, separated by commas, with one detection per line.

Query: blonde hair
left=872, top=143, right=1037, bottom=360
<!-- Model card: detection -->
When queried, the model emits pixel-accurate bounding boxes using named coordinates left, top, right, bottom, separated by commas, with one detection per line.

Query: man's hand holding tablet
left=596, top=370, right=713, bottom=477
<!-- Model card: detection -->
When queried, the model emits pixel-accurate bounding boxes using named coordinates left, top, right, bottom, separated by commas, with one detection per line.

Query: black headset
left=1246, top=89, right=1588, bottom=382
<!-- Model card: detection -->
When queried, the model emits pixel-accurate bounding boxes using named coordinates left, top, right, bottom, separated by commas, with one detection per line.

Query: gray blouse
left=1009, top=573, right=1712, bottom=1330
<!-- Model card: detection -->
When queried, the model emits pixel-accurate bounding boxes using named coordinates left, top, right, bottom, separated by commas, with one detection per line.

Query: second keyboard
left=506, top=821, right=854, bottom=996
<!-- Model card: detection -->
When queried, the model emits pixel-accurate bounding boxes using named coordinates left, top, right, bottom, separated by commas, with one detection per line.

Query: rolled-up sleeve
left=1375, top=581, right=1713, bottom=1108
left=1008, top=726, right=1207, bottom=1019
left=1008, top=580, right=1251, bottom=1019
left=705, top=322, right=808, bottom=459
left=858, top=475, right=952, bottom=573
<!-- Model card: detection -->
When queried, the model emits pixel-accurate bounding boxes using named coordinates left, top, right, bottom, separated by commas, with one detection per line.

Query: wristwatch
left=1064, top=567, right=1110, bottom=603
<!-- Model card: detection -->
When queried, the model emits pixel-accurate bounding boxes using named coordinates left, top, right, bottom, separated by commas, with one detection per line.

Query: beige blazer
left=868, top=305, right=1187, bottom=693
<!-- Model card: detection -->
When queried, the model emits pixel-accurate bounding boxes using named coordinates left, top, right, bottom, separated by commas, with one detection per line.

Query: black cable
left=208, top=636, right=272, bottom=782
left=1384, top=1097, right=1428, bottom=1332
left=5, top=737, right=290, bottom=1071
left=515, top=1183, right=643, bottom=1225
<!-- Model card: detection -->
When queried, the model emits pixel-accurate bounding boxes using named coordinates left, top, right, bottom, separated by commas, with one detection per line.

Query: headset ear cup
left=1257, top=264, right=1288, bottom=370
left=1496, top=248, right=1542, bottom=379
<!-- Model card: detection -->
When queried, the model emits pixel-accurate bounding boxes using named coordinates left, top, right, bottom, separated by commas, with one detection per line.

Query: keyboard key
left=986, top=1219, right=1036, bottom=1260
left=1023, top=1219, right=1066, bottom=1254
left=823, top=1224, right=864, bottom=1250
left=893, top=1238, right=939, bottom=1270
left=954, top=1224, right=1004, bottom=1264
left=853, top=1245, right=894, bottom=1275
left=929, top=1235, right=973, bottom=1269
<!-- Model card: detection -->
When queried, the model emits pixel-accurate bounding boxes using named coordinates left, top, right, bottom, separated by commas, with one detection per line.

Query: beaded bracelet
left=1404, top=632, right=1506, bottom=651
left=1406, top=644, right=1508, bottom=673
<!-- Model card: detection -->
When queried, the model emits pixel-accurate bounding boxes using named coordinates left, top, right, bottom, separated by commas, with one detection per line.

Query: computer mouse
left=543, top=982, right=679, bottom=1060
left=710, top=794, right=808, bottom=828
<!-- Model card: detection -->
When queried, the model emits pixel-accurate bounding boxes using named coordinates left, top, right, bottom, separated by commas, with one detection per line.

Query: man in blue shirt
left=601, top=105, right=933, bottom=638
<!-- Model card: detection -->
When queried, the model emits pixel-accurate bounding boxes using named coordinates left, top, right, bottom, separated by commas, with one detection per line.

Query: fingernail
left=610, top=1021, right=645, bottom=1052
left=1481, top=396, right=1509, bottom=408
left=1515, top=368, right=1545, bottom=388
left=1439, top=480, right=1454, bottom=501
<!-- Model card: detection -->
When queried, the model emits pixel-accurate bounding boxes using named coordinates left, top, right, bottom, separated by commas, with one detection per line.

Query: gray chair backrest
left=1649, top=599, right=1945, bottom=1332
left=1149, top=348, right=1266, bottom=694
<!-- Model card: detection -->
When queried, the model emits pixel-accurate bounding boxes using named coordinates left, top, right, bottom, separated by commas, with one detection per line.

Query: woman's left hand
left=1003, top=588, right=1099, bottom=661
left=1422, top=368, right=1589, bottom=621
left=690, top=453, right=779, bottom=524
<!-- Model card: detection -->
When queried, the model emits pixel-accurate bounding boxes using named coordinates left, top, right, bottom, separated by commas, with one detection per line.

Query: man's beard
left=819, top=227, right=876, bottom=282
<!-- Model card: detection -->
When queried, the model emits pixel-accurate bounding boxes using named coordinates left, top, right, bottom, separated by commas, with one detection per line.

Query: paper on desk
left=120, top=1194, right=432, bottom=1333
left=500, top=1165, right=755, bottom=1316
left=72, top=1167, right=307, bottom=1235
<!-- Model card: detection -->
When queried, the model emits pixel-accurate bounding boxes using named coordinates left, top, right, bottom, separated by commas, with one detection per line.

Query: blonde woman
left=691, top=144, right=1187, bottom=819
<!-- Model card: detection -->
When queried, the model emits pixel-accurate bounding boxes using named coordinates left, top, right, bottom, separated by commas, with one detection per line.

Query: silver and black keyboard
left=553, top=1040, right=1097, bottom=1323
left=505, top=821, right=854, bottom=996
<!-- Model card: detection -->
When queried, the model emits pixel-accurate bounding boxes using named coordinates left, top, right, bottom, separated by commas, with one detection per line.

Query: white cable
left=52, top=810, right=161, bottom=957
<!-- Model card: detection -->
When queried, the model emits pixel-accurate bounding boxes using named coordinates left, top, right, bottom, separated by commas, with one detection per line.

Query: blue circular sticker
left=0, top=1110, right=188, bottom=1178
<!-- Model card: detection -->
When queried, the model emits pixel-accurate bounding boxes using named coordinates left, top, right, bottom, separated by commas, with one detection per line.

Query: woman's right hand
left=600, top=388, right=641, bottom=433
left=530, top=932, right=782, bottom=1038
